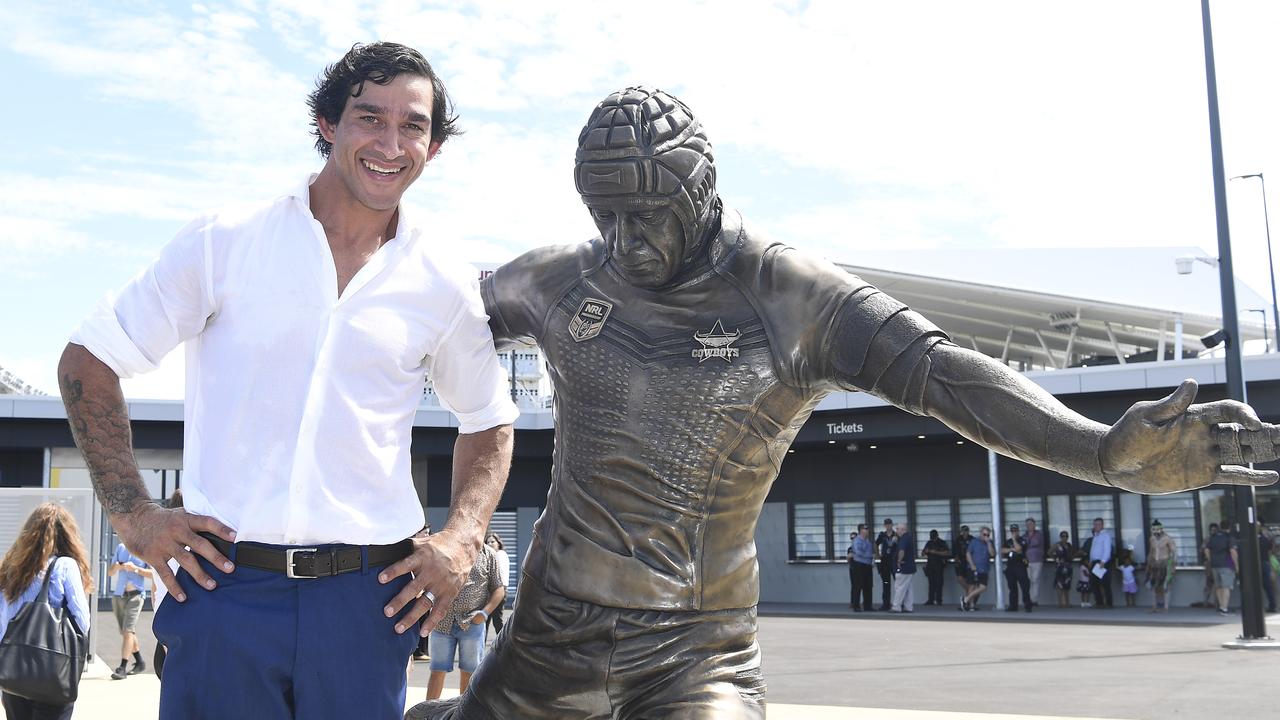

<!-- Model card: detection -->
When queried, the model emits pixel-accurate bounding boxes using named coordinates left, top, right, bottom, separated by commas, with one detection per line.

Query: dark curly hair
left=307, top=42, right=460, bottom=158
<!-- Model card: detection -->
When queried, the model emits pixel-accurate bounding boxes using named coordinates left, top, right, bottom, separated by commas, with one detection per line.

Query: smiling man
left=408, top=86, right=1280, bottom=720
left=58, top=43, right=517, bottom=719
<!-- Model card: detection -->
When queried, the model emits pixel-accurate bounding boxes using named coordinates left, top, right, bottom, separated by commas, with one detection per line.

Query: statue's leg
left=611, top=606, right=766, bottom=720
left=405, top=580, right=615, bottom=720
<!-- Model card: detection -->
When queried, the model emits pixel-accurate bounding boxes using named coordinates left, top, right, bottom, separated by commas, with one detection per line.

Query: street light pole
left=1200, top=0, right=1269, bottom=643
left=1231, top=173, right=1278, bottom=351
left=1244, top=309, right=1269, bottom=353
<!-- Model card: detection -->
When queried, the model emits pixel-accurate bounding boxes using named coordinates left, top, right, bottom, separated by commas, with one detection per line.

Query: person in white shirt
left=57, top=42, right=517, bottom=720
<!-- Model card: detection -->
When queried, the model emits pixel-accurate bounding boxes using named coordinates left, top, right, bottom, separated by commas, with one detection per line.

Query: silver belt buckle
left=286, top=547, right=318, bottom=579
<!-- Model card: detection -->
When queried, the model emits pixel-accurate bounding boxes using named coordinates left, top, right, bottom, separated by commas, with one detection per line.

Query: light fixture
left=1201, top=328, right=1229, bottom=349
left=827, top=440, right=836, bottom=444
left=869, top=445, right=877, bottom=449
left=956, top=440, right=964, bottom=445
left=917, top=435, right=925, bottom=439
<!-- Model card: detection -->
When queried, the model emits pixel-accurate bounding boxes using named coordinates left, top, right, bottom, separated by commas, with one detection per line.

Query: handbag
left=0, top=557, right=87, bottom=704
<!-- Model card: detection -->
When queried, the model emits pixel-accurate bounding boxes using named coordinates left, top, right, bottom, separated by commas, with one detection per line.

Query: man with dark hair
left=922, top=529, right=950, bottom=605
left=410, top=86, right=1278, bottom=719
left=874, top=518, right=898, bottom=611
left=58, top=42, right=516, bottom=719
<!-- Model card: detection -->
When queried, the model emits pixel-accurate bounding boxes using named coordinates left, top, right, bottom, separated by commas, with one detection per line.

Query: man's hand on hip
left=113, top=503, right=237, bottom=602
left=379, top=527, right=478, bottom=636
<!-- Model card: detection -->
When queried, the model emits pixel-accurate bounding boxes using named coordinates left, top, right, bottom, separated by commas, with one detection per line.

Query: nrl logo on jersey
left=569, top=298, right=613, bottom=342
left=692, top=320, right=742, bottom=362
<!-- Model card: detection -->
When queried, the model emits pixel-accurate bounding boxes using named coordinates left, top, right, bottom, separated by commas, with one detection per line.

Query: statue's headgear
left=575, top=87, right=718, bottom=251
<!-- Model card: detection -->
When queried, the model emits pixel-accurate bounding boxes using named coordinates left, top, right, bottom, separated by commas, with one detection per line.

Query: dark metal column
left=1200, top=0, right=1268, bottom=641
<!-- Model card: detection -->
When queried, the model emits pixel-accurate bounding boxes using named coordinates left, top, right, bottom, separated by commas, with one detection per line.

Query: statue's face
left=590, top=201, right=686, bottom=288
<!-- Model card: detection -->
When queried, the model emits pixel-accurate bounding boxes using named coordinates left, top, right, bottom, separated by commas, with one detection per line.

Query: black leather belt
left=199, top=533, right=412, bottom=579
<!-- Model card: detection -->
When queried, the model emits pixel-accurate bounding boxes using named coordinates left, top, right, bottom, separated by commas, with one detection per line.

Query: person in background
left=1203, top=522, right=1237, bottom=615
left=425, top=541, right=506, bottom=701
left=484, top=533, right=510, bottom=637
left=1086, top=517, right=1115, bottom=608
left=1145, top=519, right=1177, bottom=613
left=874, top=519, right=898, bottom=611
left=848, top=524, right=874, bottom=612
left=951, top=525, right=972, bottom=604
left=1257, top=526, right=1276, bottom=614
left=1118, top=546, right=1138, bottom=607
left=890, top=522, right=915, bottom=613
left=1269, top=529, right=1280, bottom=613
left=1077, top=558, right=1094, bottom=607
left=1051, top=530, right=1075, bottom=608
left=1002, top=523, right=1032, bottom=612
left=0, top=503, right=93, bottom=720
left=107, top=535, right=152, bottom=679
left=962, top=527, right=994, bottom=611
left=922, top=529, right=950, bottom=606
left=1023, top=518, right=1045, bottom=607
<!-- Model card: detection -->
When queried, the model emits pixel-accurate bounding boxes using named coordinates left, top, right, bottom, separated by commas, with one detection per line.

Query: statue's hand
left=1100, top=379, right=1279, bottom=494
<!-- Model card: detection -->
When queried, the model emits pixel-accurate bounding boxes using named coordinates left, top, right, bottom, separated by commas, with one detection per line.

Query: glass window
left=1047, top=495, right=1073, bottom=548
left=1075, top=494, right=1116, bottom=548
left=1258, top=487, right=1280, bottom=527
left=792, top=503, right=828, bottom=560
left=958, top=498, right=993, bottom=536
left=1147, top=492, right=1198, bottom=566
left=914, top=499, right=952, bottom=552
left=1198, top=489, right=1229, bottom=542
left=1003, top=496, right=1042, bottom=529
left=1118, top=493, right=1145, bottom=563
left=831, top=502, right=866, bottom=558
left=871, top=501, right=907, bottom=530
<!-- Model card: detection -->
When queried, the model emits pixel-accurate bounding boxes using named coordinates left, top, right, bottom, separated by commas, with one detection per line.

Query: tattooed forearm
left=58, top=344, right=152, bottom=517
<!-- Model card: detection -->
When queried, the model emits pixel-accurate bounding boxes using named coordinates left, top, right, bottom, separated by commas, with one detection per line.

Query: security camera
left=1175, top=257, right=1194, bottom=275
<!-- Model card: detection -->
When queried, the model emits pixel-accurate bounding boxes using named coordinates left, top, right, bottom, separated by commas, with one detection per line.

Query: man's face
left=589, top=203, right=686, bottom=288
left=858, top=527, right=868, bottom=538
left=1093, top=519, right=1104, bottom=534
left=1026, top=520, right=1036, bottom=532
left=316, top=74, right=441, bottom=212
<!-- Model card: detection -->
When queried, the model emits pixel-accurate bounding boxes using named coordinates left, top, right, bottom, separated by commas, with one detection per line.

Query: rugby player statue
left=409, top=87, right=1279, bottom=720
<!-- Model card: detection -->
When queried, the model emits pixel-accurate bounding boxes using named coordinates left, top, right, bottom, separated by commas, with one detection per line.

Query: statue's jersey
left=483, top=208, right=946, bottom=611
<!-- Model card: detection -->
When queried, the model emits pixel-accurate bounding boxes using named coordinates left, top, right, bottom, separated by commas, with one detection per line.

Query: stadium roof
left=838, top=246, right=1270, bottom=371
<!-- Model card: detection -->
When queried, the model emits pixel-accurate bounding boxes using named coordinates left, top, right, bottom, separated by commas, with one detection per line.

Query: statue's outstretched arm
left=918, top=343, right=1278, bottom=494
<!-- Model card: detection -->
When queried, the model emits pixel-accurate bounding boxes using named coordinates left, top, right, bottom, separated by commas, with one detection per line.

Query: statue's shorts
left=410, top=578, right=766, bottom=720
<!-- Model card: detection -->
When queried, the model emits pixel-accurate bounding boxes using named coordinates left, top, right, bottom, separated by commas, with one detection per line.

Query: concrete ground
left=69, top=604, right=1280, bottom=719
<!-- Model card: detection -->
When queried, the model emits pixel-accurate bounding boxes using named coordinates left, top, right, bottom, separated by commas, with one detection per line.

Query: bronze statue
left=408, top=87, right=1278, bottom=720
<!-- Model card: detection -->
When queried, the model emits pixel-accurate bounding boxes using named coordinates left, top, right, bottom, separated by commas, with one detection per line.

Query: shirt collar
left=288, top=173, right=422, bottom=247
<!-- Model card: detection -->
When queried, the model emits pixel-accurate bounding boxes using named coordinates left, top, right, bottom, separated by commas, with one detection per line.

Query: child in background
left=1119, top=546, right=1139, bottom=607
left=1077, top=562, right=1093, bottom=608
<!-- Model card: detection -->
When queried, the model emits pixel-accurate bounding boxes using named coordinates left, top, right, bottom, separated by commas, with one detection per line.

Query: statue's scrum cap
left=575, top=87, right=718, bottom=240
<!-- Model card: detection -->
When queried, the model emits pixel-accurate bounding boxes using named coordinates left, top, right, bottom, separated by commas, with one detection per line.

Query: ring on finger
left=424, top=590, right=436, bottom=606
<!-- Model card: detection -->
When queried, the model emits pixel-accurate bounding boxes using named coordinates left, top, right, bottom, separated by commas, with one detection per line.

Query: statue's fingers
left=1196, top=399, right=1264, bottom=430
left=1146, top=379, right=1198, bottom=423
left=1214, top=465, right=1279, bottom=487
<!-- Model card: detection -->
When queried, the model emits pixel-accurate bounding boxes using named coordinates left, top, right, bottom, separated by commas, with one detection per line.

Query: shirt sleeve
left=56, top=558, right=91, bottom=635
left=429, top=273, right=520, bottom=434
left=70, top=215, right=216, bottom=378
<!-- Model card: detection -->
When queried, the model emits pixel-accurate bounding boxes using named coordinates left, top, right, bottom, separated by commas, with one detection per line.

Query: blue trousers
left=153, top=549, right=418, bottom=719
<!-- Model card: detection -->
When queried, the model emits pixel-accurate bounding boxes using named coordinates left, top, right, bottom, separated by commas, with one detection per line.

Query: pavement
left=68, top=602, right=1280, bottom=719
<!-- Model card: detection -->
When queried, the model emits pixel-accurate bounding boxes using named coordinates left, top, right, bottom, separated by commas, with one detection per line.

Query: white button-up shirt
left=73, top=176, right=519, bottom=545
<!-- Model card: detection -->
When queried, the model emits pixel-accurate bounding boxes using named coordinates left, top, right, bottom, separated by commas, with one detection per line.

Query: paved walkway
left=74, top=604, right=1277, bottom=719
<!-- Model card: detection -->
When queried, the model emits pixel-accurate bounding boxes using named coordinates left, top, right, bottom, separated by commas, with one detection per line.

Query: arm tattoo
left=61, top=368, right=151, bottom=516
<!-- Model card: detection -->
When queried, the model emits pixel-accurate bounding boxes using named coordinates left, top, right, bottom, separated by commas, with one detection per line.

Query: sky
left=2, top=0, right=1279, bottom=399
